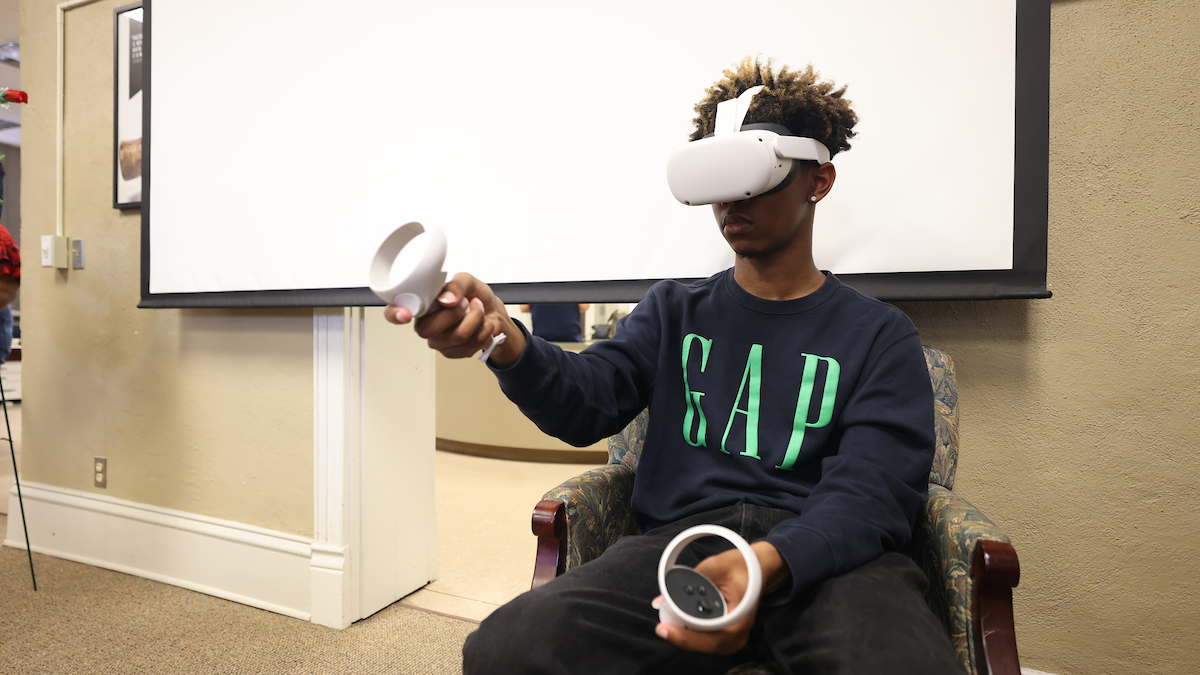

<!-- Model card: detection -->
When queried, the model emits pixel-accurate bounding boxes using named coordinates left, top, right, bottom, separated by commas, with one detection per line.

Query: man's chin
left=730, top=244, right=767, bottom=259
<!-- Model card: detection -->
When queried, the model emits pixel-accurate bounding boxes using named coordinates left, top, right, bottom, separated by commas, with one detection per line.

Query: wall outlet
left=94, top=456, right=107, bottom=489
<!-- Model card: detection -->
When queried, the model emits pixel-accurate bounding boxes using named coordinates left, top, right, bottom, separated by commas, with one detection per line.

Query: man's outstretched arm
left=386, top=272, right=659, bottom=447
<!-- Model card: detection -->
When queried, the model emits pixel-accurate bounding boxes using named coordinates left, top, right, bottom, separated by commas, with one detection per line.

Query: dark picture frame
left=113, top=1, right=144, bottom=209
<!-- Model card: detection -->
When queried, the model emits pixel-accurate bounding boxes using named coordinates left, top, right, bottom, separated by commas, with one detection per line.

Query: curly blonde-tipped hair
left=690, top=57, right=858, bottom=158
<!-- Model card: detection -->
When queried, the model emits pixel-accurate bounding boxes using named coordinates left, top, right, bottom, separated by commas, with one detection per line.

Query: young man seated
left=387, top=58, right=960, bottom=675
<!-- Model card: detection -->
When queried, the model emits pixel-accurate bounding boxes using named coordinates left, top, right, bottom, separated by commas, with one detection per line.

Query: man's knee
left=462, top=588, right=589, bottom=675
left=763, top=553, right=960, bottom=675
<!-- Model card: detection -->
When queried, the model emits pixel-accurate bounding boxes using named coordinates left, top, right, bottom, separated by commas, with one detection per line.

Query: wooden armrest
left=917, top=485, right=1021, bottom=674
left=529, top=464, right=638, bottom=591
left=531, top=499, right=566, bottom=590
left=972, top=539, right=1021, bottom=675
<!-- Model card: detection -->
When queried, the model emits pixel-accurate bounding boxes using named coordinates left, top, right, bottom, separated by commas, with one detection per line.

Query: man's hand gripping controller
left=657, top=525, right=763, bottom=632
left=369, top=222, right=505, bottom=362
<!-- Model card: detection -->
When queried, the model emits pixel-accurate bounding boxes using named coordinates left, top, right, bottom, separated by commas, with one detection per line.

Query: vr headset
left=666, top=85, right=831, bottom=206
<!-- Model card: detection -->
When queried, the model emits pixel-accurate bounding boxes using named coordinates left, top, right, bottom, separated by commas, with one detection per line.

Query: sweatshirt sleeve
left=488, top=289, right=663, bottom=447
left=763, top=331, right=934, bottom=603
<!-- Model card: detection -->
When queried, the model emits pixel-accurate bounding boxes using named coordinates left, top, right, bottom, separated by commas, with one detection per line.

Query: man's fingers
left=425, top=299, right=482, bottom=349
left=383, top=271, right=519, bottom=364
left=385, top=305, right=413, bottom=325
left=437, top=272, right=491, bottom=309
left=475, top=307, right=500, bottom=343
left=414, top=297, right=470, bottom=339
left=426, top=298, right=491, bottom=356
left=415, top=272, right=497, bottom=339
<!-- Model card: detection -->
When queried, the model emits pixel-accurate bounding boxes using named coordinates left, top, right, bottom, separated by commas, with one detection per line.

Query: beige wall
left=19, top=0, right=314, bottom=536
left=894, top=1, right=1199, bottom=673
left=14, top=0, right=1200, bottom=672
left=436, top=349, right=607, bottom=455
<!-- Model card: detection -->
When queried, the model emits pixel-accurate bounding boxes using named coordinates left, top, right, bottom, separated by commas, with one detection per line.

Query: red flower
left=3, top=90, right=27, bottom=104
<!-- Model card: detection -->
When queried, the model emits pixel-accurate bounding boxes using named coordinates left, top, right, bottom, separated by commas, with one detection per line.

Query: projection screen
left=140, top=0, right=1049, bottom=308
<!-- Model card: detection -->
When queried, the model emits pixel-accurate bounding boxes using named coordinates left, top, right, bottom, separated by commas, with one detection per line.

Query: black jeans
left=463, top=504, right=960, bottom=675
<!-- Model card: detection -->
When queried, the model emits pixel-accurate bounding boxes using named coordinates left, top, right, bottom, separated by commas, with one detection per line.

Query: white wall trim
left=5, top=482, right=314, bottom=620
left=311, top=308, right=361, bottom=628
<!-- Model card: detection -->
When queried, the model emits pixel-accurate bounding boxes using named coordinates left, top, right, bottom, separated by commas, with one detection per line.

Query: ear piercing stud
left=810, top=196, right=818, bottom=203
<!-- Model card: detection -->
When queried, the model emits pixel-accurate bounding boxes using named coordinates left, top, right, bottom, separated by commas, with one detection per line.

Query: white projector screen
left=141, top=0, right=1049, bottom=307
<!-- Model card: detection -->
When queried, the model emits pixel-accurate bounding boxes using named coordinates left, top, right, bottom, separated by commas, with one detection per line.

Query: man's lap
left=462, top=504, right=958, bottom=675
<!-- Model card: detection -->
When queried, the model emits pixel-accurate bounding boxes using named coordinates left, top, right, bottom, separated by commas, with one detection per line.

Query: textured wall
left=19, top=0, right=314, bottom=536
left=895, top=1, right=1200, bottom=673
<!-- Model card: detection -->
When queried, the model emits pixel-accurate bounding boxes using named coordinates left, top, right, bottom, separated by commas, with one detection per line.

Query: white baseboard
left=1022, top=669, right=1060, bottom=675
left=5, top=482, right=314, bottom=621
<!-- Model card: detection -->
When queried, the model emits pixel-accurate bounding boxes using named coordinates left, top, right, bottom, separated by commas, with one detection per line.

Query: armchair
left=531, top=347, right=1021, bottom=675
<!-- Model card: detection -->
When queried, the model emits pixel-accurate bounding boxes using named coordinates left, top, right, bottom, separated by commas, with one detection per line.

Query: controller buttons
left=665, top=568, right=727, bottom=619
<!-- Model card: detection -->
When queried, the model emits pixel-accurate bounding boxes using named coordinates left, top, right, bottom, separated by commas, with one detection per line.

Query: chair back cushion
left=607, top=405, right=648, bottom=471
left=923, top=346, right=959, bottom=489
left=608, top=345, right=959, bottom=488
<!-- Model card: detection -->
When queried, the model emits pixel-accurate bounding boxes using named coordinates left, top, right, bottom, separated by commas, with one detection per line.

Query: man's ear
left=810, top=163, right=837, bottom=201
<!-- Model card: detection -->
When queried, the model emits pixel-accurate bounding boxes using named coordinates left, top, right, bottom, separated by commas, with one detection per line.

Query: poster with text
left=114, top=3, right=143, bottom=208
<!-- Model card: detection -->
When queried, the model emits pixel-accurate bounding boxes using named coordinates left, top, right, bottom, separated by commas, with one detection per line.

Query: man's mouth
left=722, top=214, right=752, bottom=235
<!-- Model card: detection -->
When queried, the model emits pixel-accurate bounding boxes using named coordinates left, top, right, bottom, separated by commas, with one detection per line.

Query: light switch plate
left=71, top=239, right=85, bottom=269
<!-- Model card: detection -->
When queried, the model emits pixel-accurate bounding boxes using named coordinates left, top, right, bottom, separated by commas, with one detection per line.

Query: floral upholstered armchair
left=530, top=346, right=1021, bottom=675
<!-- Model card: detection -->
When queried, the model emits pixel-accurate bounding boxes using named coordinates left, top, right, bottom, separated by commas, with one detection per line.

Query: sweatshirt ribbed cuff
left=488, top=320, right=549, bottom=391
left=763, top=524, right=839, bottom=605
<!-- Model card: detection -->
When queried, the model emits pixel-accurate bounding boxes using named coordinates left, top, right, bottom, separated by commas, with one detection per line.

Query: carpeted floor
left=0, top=513, right=478, bottom=674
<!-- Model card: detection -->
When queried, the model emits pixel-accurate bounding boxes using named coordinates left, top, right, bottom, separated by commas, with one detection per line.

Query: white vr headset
left=666, top=85, right=831, bottom=206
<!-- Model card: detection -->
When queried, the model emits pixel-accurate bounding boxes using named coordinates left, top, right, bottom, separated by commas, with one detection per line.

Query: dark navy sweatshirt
left=491, top=270, right=935, bottom=603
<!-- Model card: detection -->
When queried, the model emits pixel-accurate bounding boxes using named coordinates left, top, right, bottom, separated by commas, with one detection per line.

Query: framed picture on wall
left=113, top=1, right=144, bottom=209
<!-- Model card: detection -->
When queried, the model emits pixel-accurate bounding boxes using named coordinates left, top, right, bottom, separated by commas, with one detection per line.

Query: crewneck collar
left=721, top=268, right=840, bottom=315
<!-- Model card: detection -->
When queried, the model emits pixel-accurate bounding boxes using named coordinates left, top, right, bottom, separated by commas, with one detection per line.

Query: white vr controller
left=657, top=524, right=763, bottom=632
left=666, top=85, right=831, bottom=206
left=368, top=221, right=505, bottom=362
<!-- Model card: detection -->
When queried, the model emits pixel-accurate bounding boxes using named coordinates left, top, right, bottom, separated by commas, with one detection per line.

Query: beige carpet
left=0, top=513, right=477, bottom=674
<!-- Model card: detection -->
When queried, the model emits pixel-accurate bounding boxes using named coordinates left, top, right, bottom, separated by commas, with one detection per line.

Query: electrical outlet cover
left=94, top=456, right=107, bottom=488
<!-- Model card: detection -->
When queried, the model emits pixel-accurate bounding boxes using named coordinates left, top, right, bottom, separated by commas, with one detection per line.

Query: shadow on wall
left=893, top=300, right=1033, bottom=390
left=178, top=308, right=314, bottom=356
